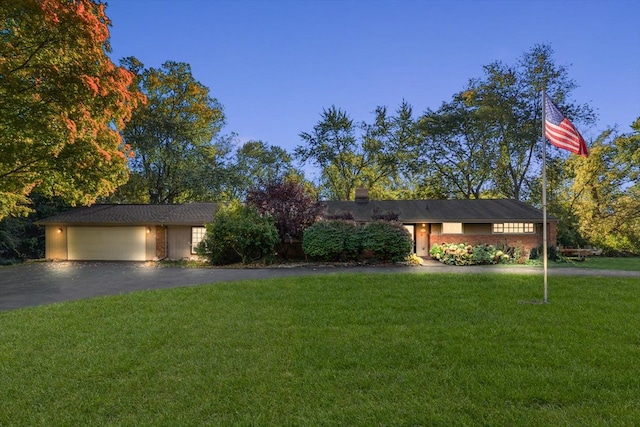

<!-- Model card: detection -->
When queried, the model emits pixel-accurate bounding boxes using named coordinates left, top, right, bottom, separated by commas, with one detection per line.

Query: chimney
left=355, top=187, right=369, bottom=204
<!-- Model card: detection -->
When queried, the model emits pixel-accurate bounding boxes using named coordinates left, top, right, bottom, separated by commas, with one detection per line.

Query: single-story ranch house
left=37, top=192, right=556, bottom=261
left=324, top=189, right=557, bottom=258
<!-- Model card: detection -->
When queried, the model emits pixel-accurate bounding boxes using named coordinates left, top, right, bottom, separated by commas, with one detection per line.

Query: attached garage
left=37, top=203, right=219, bottom=261
left=68, top=227, right=147, bottom=261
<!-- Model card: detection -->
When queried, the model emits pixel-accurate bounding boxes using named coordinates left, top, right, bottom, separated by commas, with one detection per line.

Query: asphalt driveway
left=1, top=261, right=639, bottom=311
left=0, top=262, right=413, bottom=311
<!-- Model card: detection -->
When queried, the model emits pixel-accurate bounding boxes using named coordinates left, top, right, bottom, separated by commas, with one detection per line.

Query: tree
left=119, top=58, right=229, bottom=204
left=360, top=101, right=422, bottom=199
left=296, top=102, right=420, bottom=200
left=418, top=94, right=495, bottom=199
left=0, top=195, right=69, bottom=264
left=558, top=120, right=640, bottom=254
left=0, top=0, right=144, bottom=219
left=246, top=179, right=323, bottom=258
left=223, top=140, right=297, bottom=200
left=296, top=106, right=358, bottom=200
left=447, top=44, right=595, bottom=202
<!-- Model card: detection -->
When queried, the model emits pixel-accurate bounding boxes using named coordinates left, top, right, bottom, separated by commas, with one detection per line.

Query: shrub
left=430, top=243, right=510, bottom=266
left=197, top=201, right=279, bottom=265
left=432, top=243, right=473, bottom=266
left=471, top=244, right=493, bottom=265
left=246, top=179, right=323, bottom=259
left=404, top=253, right=424, bottom=266
left=530, top=245, right=561, bottom=262
left=303, top=220, right=412, bottom=263
left=510, top=241, right=527, bottom=264
left=361, top=221, right=412, bottom=262
left=302, top=220, right=362, bottom=261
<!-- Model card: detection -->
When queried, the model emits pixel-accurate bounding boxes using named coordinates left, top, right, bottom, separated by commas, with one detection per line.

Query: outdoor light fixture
left=57, top=227, right=63, bottom=233
left=146, top=227, right=151, bottom=234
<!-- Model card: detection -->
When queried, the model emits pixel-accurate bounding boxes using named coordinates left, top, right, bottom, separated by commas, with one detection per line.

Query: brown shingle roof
left=37, top=199, right=551, bottom=227
left=36, top=203, right=218, bottom=226
left=322, top=199, right=553, bottom=223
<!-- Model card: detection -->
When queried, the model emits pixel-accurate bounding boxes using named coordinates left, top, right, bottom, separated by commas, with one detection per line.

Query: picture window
left=492, top=223, right=534, bottom=234
left=191, top=227, right=206, bottom=253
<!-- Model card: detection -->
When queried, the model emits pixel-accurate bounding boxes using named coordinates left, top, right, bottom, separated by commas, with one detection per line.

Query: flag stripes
left=544, top=94, right=589, bottom=157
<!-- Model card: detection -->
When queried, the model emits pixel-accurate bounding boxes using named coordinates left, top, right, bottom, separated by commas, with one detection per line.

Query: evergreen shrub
left=361, top=220, right=412, bottom=262
left=302, top=220, right=361, bottom=261
left=197, top=201, right=278, bottom=265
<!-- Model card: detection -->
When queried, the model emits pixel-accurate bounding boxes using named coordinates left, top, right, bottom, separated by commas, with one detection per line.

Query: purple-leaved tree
left=246, top=180, right=323, bottom=259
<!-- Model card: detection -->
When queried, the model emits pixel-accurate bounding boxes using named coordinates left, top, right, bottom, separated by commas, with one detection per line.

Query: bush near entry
left=303, top=220, right=411, bottom=263
left=361, top=220, right=412, bottom=262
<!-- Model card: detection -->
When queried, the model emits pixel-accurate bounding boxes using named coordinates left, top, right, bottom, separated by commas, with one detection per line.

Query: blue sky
left=106, top=0, right=640, bottom=154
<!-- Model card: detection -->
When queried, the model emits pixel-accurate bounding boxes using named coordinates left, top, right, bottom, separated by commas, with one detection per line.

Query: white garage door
left=68, top=227, right=147, bottom=261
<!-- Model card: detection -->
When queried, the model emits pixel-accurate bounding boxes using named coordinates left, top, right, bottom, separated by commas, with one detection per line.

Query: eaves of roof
left=35, top=203, right=218, bottom=226
left=322, top=199, right=555, bottom=223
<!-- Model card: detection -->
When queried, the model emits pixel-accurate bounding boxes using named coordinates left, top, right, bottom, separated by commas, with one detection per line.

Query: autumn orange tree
left=0, top=0, right=144, bottom=219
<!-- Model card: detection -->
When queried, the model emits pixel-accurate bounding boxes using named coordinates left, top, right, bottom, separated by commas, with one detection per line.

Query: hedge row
left=302, top=220, right=412, bottom=262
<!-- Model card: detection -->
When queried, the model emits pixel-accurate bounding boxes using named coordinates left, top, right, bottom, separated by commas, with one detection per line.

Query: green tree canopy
left=418, top=93, right=495, bottom=199
left=119, top=58, right=228, bottom=204
left=0, top=0, right=144, bottom=219
left=557, top=119, right=640, bottom=254
left=223, top=140, right=297, bottom=200
left=296, top=102, right=420, bottom=200
left=433, top=44, right=595, bottom=202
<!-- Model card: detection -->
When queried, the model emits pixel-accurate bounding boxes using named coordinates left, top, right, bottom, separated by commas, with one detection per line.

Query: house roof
left=322, top=199, right=553, bottom=223
left=36, top=203, right=218, bottom=226
left=37, top=199, right=552, bottom=227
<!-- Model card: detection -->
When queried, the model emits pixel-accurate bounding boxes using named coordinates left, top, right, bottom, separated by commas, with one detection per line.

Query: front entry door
left=415, top=224, right=429, bottom=257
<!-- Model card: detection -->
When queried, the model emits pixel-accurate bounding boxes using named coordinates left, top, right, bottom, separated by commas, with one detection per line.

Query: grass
left=510, top=256, right=639, bottom=272
left=1, top=272, right=640, bottom=426
left=552, top=256, right=640, bottom=271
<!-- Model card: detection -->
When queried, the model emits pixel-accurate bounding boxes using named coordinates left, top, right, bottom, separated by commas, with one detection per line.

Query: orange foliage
left=1, top=0, right=145, bottom=218
left=81, top=75, right=101, bottom=96
left=62, top=116, right=77, bottom=142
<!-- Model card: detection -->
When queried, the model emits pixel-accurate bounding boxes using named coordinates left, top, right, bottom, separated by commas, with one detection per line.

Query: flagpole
left=542, top=90, right=549, bottom=303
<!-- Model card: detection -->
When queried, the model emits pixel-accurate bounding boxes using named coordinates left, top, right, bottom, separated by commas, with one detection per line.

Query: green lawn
left=554, top=256, right=640, bottom=271
left=1, top=273, right=639, bottom=426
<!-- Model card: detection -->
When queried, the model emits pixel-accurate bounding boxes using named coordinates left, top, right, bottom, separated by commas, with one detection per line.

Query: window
left=191, top=227, right=206, bottom=254
left=442, top=222, right=463, bottom=234
left=492, top=223, right=534, bottom=234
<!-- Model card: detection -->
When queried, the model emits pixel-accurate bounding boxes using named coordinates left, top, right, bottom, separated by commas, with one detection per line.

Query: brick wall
left=428, top=221, right=557, bottom=256
left=548, top=221, right=557, bottom=248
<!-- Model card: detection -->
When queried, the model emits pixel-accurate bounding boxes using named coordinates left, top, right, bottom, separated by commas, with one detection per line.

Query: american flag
left=544, top=94, right=589, bottom=157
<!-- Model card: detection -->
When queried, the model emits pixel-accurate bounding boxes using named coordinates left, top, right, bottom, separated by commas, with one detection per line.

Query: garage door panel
left=68, top=227, right=146, bottom=261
